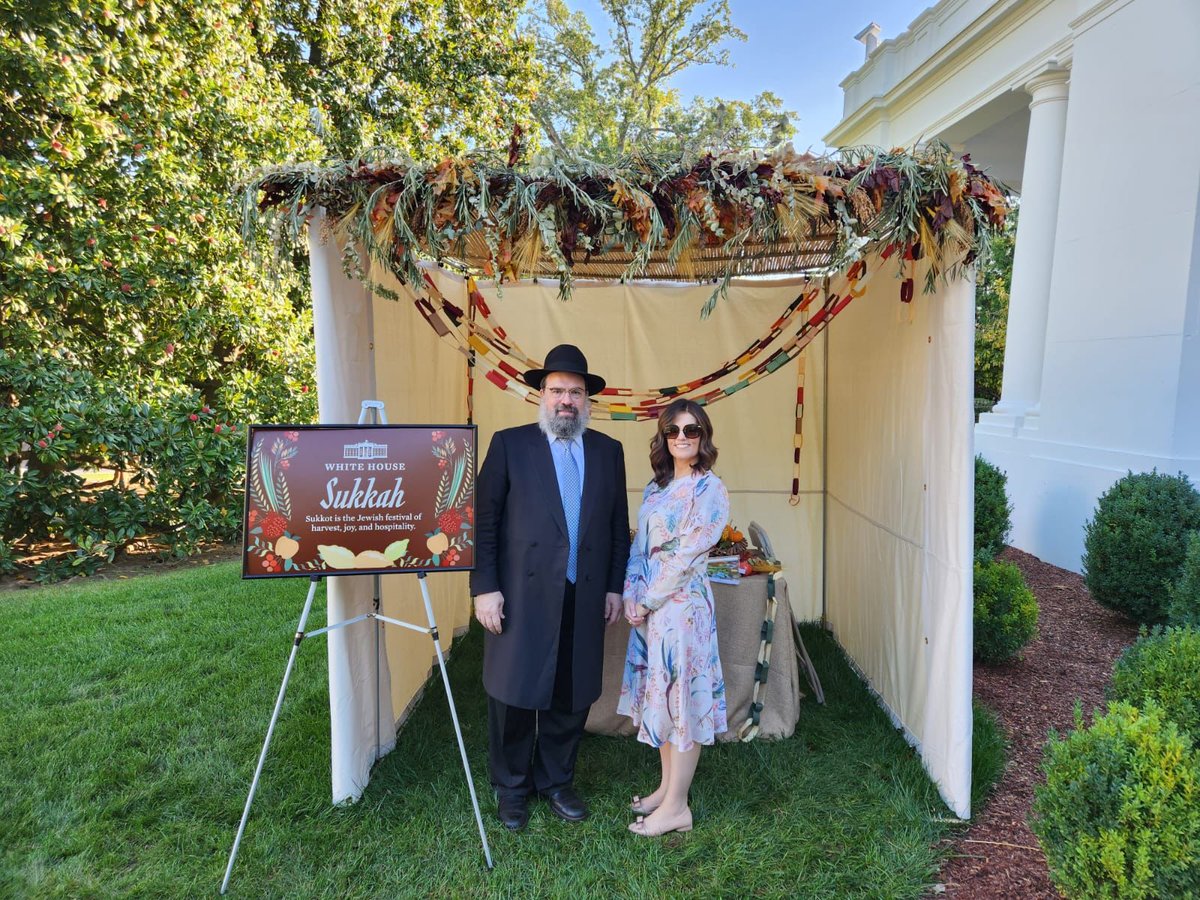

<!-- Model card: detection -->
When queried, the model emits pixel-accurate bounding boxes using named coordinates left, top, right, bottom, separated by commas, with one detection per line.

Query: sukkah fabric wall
left=310, top=225, right=974, bottom=818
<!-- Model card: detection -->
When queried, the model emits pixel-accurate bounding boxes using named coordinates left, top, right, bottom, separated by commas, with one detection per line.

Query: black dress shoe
left=541, top=786, right=589, bottom=822
left=497, top=794, right=529, bottom=831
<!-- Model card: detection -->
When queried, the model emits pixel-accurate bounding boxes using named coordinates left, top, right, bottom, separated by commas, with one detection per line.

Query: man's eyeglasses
left=663, top=424, right=703, bottom=440
left=545, top=387, right=587, bottom=401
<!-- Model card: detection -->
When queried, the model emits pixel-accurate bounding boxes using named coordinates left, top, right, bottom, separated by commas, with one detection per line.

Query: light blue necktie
left=557, top=439, right=581, bottom=583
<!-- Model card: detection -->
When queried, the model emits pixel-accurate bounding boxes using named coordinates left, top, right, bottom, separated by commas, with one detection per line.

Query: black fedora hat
left=522, top=344, right=606, bottom=395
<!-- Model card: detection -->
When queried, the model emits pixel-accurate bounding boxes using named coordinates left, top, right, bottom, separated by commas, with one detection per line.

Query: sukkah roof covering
left=243, top=142, right=1008, bottom=313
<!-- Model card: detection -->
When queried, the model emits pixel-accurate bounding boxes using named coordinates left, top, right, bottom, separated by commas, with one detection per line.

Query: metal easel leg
left=417, top=572, right=494, bottom=870
left=220, top=575, right=322, bottom=894
left=374, top=572, right=381, bottom=761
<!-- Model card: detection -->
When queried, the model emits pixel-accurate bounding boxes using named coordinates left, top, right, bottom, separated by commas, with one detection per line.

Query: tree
left=0, top=0, right=323, bottom=574
left=0, top=0, right=545, bottom=578
left=260, top=0, right=541, bottom=159
left=530, top=0, right=794, bottom=157
left=974, top=204, right=1016, bottom=402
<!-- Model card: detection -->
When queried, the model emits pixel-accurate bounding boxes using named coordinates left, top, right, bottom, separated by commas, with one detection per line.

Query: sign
left=242, top=425, right=476, bottom=578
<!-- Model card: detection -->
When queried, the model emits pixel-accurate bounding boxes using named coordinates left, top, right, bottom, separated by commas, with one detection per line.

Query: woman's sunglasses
left=663, top=424, right=703, bottom=440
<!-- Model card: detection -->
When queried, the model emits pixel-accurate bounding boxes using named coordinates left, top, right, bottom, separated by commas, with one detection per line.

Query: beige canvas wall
left=824, top=264, right=975, bottom=816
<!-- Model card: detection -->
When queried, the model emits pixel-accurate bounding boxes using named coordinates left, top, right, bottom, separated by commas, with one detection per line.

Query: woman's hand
left=625, top=598, right=648, bottom=627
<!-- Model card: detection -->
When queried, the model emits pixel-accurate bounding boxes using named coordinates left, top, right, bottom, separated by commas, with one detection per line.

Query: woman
left=617, top=398, right=729, bottom=837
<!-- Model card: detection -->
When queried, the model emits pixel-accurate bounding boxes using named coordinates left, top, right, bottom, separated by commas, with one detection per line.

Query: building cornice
left=827, top=0, right=1070, bottom=147
left=1069, top=0, right=1138, bottom=34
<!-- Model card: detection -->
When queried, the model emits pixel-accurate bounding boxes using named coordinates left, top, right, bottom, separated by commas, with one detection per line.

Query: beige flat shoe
left=629, top=794, right=661, bottom=816
left=628, top=810, right=693, bottom=837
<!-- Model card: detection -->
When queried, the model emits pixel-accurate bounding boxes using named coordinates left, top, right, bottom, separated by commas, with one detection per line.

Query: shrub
left=1168, top=532, right=1200, bottom=627
left=1, top=334, right=313, bottom=581
left=973, top=559, right=1038, bottom=663
left=1032, top=701, right=1200, bottom=899
left=1082, top=470, right=1200, bottom=623
left=1111, top=626, right=1200, bottom=738
left=974, top=455, right=1012, bottom=560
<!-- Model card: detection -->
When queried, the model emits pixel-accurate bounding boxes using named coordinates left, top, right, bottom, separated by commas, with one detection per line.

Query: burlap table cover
left=585, top=574, right=802, bottom=742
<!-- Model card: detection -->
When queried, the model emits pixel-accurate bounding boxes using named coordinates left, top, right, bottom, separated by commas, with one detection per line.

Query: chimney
left=855, top=22, right=882, bottom=60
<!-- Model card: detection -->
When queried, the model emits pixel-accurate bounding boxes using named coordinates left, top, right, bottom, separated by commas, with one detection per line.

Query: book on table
left=707, top=555, right=741, bottom=584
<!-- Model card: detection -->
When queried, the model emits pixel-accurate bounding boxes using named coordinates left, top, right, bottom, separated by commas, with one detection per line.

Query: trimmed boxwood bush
left=1110, top=625, right=1200, bottom=738
left=1032, top=701, right=1200, bottom=900
left=1168, top=531, right=1200, bottom=627
left=974, top=455, right=1012, bottom=561
left=973, top=559, right=1038, bottom=664
left=1082, top=470, right=1200, bottom=623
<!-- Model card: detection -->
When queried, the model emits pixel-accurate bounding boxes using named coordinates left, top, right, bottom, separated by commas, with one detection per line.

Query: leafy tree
left=974, top=203, right=1016, bottom=402
left=0, top=0, right=322, bottom=574
left=260, top=0, right=541, bottom=159
left=0, top=0, right=544, bottom=578
left=530, top=0, right=794, bottom=156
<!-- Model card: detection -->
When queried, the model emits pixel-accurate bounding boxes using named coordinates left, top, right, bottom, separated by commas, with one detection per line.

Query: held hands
left=474, top=591, right=505, bottom=634
left=604, top=592, right=622, bottom=626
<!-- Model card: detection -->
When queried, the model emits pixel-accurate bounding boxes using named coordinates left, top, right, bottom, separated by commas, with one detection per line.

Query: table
left=585, top=575, right=805, bottom=742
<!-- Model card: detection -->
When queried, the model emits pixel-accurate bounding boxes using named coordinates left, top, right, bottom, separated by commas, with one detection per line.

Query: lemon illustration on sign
left=318, top=544, right=356, bottom=569
left=426, top=531, right=450, bottom=556
left=275, top=535, right=300, bottom=560
left=353, top=550, right=390, bottom=568
left=384, top=539, right=409, bottom=562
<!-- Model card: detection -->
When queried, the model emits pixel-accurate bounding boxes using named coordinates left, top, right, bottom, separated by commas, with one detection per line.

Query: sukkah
left=243, top=142, right=1008, bottom=316
left=244, top=141, right=1000, bottom=820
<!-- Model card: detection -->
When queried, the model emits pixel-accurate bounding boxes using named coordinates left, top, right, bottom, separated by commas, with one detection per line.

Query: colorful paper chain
left=409, top=251, right=917, bottom=503
left=413, top=258, right=881, bottom=423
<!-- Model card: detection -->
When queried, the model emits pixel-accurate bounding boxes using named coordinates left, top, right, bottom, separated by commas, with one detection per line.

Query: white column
left=980, top=67, right=1070, bottom=433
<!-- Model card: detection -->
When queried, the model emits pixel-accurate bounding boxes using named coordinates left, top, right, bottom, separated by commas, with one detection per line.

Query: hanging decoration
left=406, top=254, right=875, bottom=422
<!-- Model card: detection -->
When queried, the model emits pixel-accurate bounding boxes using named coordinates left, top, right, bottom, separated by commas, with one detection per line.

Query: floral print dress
left=617, top=470, right=729, bottom=750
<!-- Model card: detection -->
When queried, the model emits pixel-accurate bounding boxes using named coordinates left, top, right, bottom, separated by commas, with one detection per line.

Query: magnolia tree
left=0, top=0, right=538, bottom=579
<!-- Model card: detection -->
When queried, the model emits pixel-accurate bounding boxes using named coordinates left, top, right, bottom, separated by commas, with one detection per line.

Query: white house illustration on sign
left=342, top=441, right=388, bottom=460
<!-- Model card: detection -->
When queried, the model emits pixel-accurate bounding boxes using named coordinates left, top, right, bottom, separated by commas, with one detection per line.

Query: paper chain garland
left=410, top=249, right=916, bottom=502
left=414, top=256, right=887, bottom=420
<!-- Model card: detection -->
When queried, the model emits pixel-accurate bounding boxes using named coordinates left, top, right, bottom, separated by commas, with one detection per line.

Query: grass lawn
left=0, top=563, right=1001, bottom=898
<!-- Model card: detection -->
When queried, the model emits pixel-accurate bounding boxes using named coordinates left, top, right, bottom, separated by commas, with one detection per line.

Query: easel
left=221, top=402, right=492, bottom=894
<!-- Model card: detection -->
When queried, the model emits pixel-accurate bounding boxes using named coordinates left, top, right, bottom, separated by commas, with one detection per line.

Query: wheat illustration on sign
left=419, top=431, right=475, bottom=568
left=245, top=432, right=317, bottom=574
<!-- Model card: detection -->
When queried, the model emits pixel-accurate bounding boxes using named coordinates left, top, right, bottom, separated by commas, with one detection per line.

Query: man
left=471, top=344, right=630, bottom=831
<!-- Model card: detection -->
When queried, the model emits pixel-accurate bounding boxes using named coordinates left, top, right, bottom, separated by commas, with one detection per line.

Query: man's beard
left=538, top=399, right=589, bottom=440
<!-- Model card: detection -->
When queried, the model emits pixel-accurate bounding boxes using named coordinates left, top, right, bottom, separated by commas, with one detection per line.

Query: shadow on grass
left=0, top=563, right=999, bottom=898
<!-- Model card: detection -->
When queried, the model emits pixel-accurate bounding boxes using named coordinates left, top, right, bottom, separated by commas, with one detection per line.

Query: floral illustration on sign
left=245, top=431, right=318, bottom=573
left=419, top=431, right=474, bottom=567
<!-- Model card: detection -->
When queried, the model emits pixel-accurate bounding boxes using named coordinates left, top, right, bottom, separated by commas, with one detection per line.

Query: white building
left=826, top=0, right=1200, bottom=573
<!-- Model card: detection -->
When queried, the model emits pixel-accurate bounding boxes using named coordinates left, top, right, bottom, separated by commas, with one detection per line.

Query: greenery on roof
left=244, top=140, right=1009, bottom=313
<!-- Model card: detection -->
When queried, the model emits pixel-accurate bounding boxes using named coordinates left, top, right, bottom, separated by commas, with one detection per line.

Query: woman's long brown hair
left=649, top=399, right=718, bottom=488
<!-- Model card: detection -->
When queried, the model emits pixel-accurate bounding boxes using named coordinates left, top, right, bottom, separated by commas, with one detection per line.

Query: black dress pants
left=487, top=581, right=589, bottom=798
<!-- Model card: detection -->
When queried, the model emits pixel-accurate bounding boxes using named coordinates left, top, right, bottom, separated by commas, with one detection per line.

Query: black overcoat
left=470, top=423, right=630, bottom=711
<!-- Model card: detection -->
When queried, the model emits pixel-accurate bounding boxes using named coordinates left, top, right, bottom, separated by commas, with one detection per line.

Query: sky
left=567, top=0, right=935, bottom=151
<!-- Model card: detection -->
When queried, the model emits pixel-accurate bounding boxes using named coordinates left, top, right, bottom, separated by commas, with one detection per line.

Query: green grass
left=971, top=703, right=1007, bottom=814
left=0, top=563, right=1004, bottom=898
